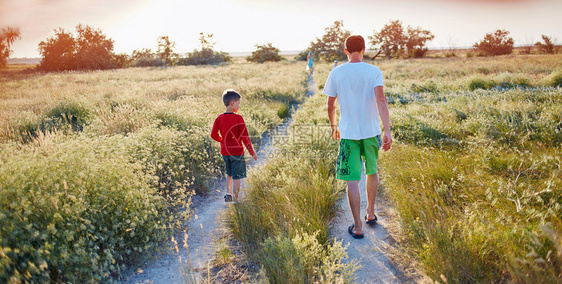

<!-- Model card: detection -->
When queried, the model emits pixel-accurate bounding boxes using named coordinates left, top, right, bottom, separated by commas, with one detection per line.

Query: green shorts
left=222, top=155, right=246, bottom=179
left=336, top=136, right=381, bottom=181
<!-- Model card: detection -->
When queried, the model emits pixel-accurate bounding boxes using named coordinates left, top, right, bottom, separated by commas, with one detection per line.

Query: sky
left=2, top=0, right=561, bottom=58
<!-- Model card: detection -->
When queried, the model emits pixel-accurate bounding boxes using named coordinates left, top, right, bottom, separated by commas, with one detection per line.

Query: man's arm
left=375, top=86, right=392, bottom=151
left=327, top=96, right=340, bottom=140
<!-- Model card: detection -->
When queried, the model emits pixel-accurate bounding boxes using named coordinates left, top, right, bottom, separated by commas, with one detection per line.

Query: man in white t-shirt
left=323, top=35, right=392, bottom=239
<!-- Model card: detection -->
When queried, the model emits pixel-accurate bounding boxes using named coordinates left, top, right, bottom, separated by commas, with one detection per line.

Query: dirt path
left=122, top=76, right=426, bottom=283
left=330, top=170, right=422, bottom=283
left=122, top=109, right=291, bottom=284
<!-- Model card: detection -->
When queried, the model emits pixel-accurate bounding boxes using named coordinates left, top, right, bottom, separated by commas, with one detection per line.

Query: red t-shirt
left=210, top=113, right=255, bottom=156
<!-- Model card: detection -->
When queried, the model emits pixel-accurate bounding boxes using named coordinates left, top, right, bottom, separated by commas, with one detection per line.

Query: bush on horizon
left=246, top=43, right=282, bottom=63
left=474, top=29, right=514, bottom=56
left=177, top=48, right=231, bottom=65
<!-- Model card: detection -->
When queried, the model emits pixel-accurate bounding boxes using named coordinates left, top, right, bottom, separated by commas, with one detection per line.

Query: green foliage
left=0, top=134, right=187, bottom=283
left=178, top=33, right=231, bottom=65
left=178, top=48, right=231, bottom=65
left=131, top=48, right=163, bottom=67
left=261, top=233, right=357, bottom=284
left=474, top=29, right=514, bottom=56
left=380, top=88, right=562, bottom=282
left=129, top=126, right=222, bottom=195
left=468, top=76, right=495, bottom=90
left=277, top=103, right=290, bottom=119
left=17, top=99, right=93, bottom=142
left=247, top=43, right=282, bottom=63
left=0, top=62, right=307, bottom=281
left=542, top=70, right=562, bottom=87
left=0, top=26, right=21, bottom=69
left=411, top=81, right=438, bottom=93
left=308, top=55, right=562, bottom=283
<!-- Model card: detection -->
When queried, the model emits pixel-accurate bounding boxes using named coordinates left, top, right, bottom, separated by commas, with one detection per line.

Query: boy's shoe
left=224, top=194, right=233, bottom=202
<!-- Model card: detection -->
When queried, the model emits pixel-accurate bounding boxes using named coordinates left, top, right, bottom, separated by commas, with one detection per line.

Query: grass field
left=0, top=62, right=307, bottom=282
left=1, top=53, right=561, bottom=283
left=314, top=54, right=562, bottom=283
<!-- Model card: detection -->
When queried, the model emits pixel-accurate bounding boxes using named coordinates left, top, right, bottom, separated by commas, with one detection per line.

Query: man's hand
left=382, top=131, right=392, bottom=151
left=331, top=126, right=340, bottom=140
left=252, top=153, right=258, bottom=160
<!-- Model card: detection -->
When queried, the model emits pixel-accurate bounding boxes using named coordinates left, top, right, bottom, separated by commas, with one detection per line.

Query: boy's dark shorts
left=222, top=155, right=246, bottom=179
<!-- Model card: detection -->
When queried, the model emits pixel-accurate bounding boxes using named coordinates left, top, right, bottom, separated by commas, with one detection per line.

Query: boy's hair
left=345, top=35, right=365, bottom=53
left=222, top=89, right=241, bottom=106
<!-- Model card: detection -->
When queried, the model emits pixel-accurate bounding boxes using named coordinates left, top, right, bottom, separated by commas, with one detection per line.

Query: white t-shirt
left=323, top=62, right=384, bottom=140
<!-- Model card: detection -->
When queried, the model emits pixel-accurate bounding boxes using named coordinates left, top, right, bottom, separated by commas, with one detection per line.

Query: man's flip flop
left=348, top=225, right=364, bottom=239
left=365, top=214, right=378, bottom=225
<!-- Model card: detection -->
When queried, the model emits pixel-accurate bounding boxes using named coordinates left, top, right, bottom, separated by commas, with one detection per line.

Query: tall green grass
left=377, top=56, right=561, bottom=282
left=0, top=133, right=186, bottom=282
left=313, top=54, right=562, bottom=283
left=0, top=62, right=307, bottom=282
left=226, top=93, right=357, bottom=283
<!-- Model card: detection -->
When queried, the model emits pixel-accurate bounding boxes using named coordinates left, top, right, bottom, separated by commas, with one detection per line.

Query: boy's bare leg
left=226, top=175, right=233, bottom=195
left=366, top=173, right=378, bottom=221
left=347, top=180, right=362, bottom=235
left=233, top=179, right=241, bottom=202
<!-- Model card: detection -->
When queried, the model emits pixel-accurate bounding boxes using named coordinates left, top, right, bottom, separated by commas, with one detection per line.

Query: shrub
left=17, top=99, right=93, bottom=142
left=247, top=43, right=282, bottom=63
left=411, top=81, right=438, bottom=93
left=468, top=76, right=495, bottom=90
left=128, top=126, right=222, bottom=195
left=0, top=135, right=188, bottom=282
left=46, top=99, right=92, bottom=131
left=178, top=48, right=231, bottom=65
left=131, top=48, right=164, bottom=67
left=38, top=25, right=118, bottom=71
left=535, top=35, right=556, bottom=54
left=542, top=70, right=562, bottom=87
left=260, top=233, right=357, bottom=283
left=474, top=29, right=514, bottom=56
left=277, top=103, right=290, bottom=119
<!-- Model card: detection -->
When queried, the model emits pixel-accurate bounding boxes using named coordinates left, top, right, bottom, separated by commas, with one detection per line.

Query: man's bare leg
left=366, top=173, right=378, bottom=221
left=233, top=179, right=241, bottom=202
left=347, top=180, right=362, bottom=235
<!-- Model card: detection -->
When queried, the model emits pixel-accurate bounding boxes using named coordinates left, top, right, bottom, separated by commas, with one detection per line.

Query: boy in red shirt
left=211, top=89, right=257, bottom=202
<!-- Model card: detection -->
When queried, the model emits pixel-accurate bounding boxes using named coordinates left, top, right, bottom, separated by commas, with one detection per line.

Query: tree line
left=0, top=21, right=559, bottom=71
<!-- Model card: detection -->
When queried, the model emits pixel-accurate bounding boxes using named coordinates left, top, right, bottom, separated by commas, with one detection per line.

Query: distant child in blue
left=306, top=52, right=314, bottom=75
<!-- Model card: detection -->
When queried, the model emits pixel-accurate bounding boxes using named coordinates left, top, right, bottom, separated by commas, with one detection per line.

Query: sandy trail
left=122, top=113, right=289, bottom=284
left=122, top=75, right=422, bottom=283
left=329, top=169, right=411, bottom=283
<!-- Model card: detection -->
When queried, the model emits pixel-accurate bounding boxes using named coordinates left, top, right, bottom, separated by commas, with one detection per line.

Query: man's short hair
left=222, top=89, right=241, bottom=106
left=345, top=35, right=365, bottom=53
